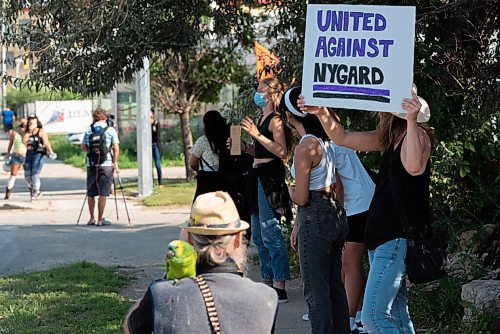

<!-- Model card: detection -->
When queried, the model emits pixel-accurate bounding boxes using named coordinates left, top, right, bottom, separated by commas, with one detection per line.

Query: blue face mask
left=253, top=92, right=268, bottom=108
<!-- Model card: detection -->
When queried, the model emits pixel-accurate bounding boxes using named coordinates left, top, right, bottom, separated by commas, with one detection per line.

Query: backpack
left=87, top=123, right=111, bottom=166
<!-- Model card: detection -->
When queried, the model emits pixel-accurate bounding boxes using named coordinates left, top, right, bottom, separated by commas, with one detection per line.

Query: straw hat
left=182, top=191, right=249, bottom=236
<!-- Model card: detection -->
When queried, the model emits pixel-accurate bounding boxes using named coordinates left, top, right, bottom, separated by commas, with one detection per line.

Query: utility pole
left=1, top=21, right=7, bottom=112
left=135, top=57, right=153, bottom=197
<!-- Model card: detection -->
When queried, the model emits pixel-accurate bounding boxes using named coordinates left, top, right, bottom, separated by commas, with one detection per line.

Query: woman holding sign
left=241, top=77, right=292, bottom=302
left=298, top=85, right=433, bottom=334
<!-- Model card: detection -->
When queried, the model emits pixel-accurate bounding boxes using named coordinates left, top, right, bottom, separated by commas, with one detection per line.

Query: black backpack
left=87, top=123, right=111, bottom=166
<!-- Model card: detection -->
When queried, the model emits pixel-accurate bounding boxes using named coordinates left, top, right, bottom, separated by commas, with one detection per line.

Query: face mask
left=253, top=92, right=268, bottom=108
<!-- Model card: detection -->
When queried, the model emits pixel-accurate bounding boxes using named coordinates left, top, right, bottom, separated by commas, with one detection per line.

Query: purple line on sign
left=313, top=84, right=390, bottom=97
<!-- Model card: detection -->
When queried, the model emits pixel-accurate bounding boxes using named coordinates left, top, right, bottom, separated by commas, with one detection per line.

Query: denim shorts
left=10, top=153, right=25, bottom=165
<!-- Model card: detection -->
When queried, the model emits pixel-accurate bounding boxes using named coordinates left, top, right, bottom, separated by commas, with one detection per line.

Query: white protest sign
left=302, top=5, right=415, bottom=113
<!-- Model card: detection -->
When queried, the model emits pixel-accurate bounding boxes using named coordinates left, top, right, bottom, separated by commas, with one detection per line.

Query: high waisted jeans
left=251, top=178, right=290, bottom=282
left=298, top=192, right=350, bottom=334
left=24, top=151, right=45, bottom=191
left=361, top=238, right=415, bottom=334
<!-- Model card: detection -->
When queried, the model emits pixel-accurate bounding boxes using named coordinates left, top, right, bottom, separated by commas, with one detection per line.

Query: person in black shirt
left=298, top=85, right=434, bottom=334
left=150, top=108, right=163, bottom=186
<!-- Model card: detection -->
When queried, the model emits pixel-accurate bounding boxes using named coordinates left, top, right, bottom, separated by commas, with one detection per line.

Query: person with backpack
left=22, top=116, right=57, bottom=201
left=81, top=108, right=120, bottom=226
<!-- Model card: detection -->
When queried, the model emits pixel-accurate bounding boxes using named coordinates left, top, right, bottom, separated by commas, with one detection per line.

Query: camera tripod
left=76, top=168, right=131, bottom=226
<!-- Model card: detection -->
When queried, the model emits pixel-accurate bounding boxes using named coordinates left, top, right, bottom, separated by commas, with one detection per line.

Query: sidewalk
left=0, top=134, right=310, bottom=333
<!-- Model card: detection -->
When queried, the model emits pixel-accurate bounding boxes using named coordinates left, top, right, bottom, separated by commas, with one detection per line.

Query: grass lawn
left=0, top=262, right=132, bottom=334
left=120, top=179, right=196, bottom=207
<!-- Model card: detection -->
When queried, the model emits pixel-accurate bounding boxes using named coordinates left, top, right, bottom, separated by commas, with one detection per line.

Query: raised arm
left=401, top=92, right=431, bottom=175
left=297, top=96, right=383, bottom=152
left=241, top=116, right=287, bottom=160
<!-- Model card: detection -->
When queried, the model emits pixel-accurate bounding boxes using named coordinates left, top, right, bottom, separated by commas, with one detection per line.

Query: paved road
left=0, top=134, right=310, bottom=333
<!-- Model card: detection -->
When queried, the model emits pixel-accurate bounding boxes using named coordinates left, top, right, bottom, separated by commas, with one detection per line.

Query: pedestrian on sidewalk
left=1, top=106, right=16, bottom=133
left=23, top=116, right=57, bottom=200
left=3, top=118, right=28, bottom=199
left=124, top=191, right=278, bottom=334
left=81, top=108, right=120, bottom=226
left=241, top=77, right=293, bottom=302
left=298, top=85, right=433, bottom=334
left=151, top=108, right=163, bottom=187
left=283, top=86, right=350, bottom=334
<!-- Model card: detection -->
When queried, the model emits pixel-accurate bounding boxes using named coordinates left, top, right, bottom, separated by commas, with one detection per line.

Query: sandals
left=87, top=219, right=96, bottom=226
left=97, top=219, right=112, bottom=226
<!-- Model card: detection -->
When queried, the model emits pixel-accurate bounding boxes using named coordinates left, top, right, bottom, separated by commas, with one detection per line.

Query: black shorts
left=87, top=166, right=114, bottom=197
left=346, top=211, right=368, bottom=243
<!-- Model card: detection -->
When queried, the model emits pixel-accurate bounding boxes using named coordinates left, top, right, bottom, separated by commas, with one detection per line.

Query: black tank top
left=254, top=113, right=279, bottom=159
left=364, top=136, right=430, bottom=250
left=26, top=130, right=46, bottom=154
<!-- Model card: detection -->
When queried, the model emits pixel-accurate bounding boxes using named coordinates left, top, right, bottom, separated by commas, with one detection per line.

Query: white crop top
left=291, top=134, right=336, bottom=190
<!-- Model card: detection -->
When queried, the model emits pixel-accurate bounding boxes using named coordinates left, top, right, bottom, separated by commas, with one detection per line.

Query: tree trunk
left=179, top=110, right=194, bottom=180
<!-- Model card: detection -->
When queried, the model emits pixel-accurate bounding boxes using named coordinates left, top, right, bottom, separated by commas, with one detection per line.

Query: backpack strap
left=194, top=275, right=221, bottom=334
left=199, top=156, right=215, bottom=172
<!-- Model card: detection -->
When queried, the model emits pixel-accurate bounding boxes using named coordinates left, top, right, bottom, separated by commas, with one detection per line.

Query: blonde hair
left=260, top=77, right=286, bottom=112
left=190, top=233, right=247, bottom=272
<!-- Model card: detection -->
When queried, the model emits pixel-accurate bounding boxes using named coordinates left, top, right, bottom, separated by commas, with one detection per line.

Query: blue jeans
left=298, top=192, right=349, bottom=334
left=251, top=178, right=290, bottom=282
left=24, top=152, right=45, bottom=191
left=362, top=238, right=415, bottom=334
left=152, top=143, right=162, bottom=185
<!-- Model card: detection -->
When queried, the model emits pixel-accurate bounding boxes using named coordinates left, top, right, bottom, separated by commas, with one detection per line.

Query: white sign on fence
left=301, top=4, right=416, bottom=113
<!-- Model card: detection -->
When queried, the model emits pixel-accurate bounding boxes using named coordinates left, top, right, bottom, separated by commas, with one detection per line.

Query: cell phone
left=230, top=125, right=241, bottom=155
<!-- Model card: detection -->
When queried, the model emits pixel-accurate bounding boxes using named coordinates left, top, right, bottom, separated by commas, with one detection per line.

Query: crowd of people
left=147, top=77, right=433, bottom=334
left=2, top=77, right=433, bottom=333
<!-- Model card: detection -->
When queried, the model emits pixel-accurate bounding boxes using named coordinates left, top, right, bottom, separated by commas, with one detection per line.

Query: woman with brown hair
left=240, top=77, right=293, bottom=302
left=298, top=85, right=433, bottom=334
left=23, top=116, right=56, bottom=200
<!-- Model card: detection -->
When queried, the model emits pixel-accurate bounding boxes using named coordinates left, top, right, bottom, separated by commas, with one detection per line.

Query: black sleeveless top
left=364, top=136, right=430, bottom=250
left=26, top=130, right=46, bottom=154
left=254, top=113, right=279, bottom=159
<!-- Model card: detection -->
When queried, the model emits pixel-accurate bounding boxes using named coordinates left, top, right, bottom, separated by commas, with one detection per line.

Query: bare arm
left=241, top=116, right=287, bottom=160
left=189, top=154, right=200, bottom=172
left=289, top=138, right=321, bottom=206
left=112, top=143, right=119, bottom=169
left=297, top=97, right=383, bottom=152
left=400, top=92, right=431, bottom=175
left=40, top=130, right=55, bottom=155
left=80, top=143, right=88, bottom=152
left=5, top=131, right=16, bottom=159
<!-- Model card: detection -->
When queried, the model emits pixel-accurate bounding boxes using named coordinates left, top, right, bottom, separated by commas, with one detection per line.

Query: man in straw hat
left=124, top=191, right=278, bottom=334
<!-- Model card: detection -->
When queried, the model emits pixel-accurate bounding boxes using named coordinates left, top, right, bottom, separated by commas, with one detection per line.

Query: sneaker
left=32, top=191, right=42, bottom=201
left=97, top=219, right=112, bottom=226
left=273, top=287, right=288, bottom=303
left=4, top=187, right=12, bottom=200
left=355, top=322, right=369, bottom=334
left=302, top=314, right=309, bottom=321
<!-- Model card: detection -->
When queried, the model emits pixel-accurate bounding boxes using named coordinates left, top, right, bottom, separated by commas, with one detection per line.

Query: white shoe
left=302, top=314, right=309, bottom=321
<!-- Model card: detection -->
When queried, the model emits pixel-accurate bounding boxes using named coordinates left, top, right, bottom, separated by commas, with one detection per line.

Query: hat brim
left=180, top=220, right=250, bottom=236
left=391, top=96, right=431, bottom=123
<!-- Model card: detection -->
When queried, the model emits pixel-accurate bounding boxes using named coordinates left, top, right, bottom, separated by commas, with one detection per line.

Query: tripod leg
left=112, top=176, right=119, bottom=221
left=76, top=195, right=88, bottom=225
left=115, top=171, right=131, bottom=226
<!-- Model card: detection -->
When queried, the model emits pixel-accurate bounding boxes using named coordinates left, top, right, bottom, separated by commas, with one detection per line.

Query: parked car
left=67, top=132, right=85, bottom=145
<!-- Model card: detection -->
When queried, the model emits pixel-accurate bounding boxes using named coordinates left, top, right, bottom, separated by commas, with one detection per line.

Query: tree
left=150, top=40, right=249, bottom=179
left=236, top=0, right=499, bottom=239
left=2, top=0, right=254, bottom=95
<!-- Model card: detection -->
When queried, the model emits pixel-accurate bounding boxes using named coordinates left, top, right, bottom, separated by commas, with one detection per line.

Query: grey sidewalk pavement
left=0, top=133, right=309, bottom=333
